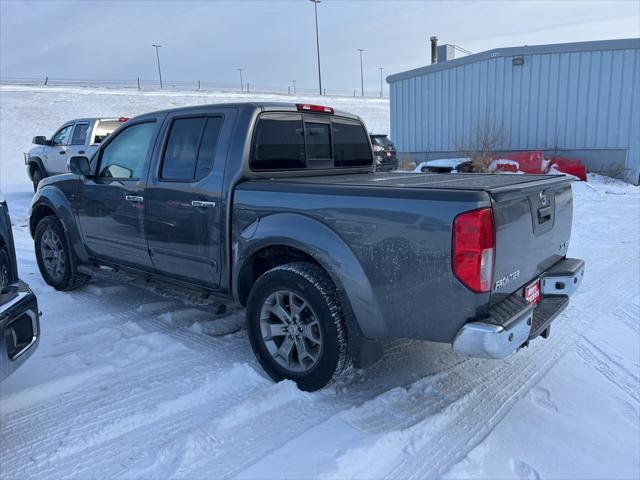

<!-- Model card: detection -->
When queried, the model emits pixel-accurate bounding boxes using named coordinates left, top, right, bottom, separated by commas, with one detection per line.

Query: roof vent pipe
left=430, top=36, right=438, bottom=64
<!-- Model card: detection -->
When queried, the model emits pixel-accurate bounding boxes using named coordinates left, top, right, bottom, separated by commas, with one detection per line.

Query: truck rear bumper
left=452, top=257, right=585, bottom=359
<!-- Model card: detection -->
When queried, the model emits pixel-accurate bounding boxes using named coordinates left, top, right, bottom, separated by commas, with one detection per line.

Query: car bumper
left=374, top=155, right=398, bottom=172
left=0, top=281, right=40, bottom=381
left=452, top=257, right=585, bottom=359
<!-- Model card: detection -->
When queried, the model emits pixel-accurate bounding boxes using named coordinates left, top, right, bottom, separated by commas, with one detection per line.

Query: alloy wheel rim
left=40, top=229, right=65, bottom=282
left=259, top=289, right=323, bottom=373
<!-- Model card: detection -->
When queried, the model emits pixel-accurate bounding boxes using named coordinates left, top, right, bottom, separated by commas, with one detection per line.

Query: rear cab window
left=160, top=116, right=224, bottom=181
left=250, top=112, right=371, bottom=171
left=71, top=123, right=90, bottom=145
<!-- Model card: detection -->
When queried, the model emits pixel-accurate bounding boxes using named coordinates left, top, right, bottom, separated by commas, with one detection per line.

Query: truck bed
left=237, top=171, right=575, bottom=341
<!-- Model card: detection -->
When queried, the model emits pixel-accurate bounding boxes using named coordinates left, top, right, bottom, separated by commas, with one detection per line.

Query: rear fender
left=30, top=186, right=89, bottom=262
left=234, top=212, right=384, bottom=367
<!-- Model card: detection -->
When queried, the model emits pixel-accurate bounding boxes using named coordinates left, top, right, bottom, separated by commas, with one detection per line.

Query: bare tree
left=457, top=106, right=509, bottom=172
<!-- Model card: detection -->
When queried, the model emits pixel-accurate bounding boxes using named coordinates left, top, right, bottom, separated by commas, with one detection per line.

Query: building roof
left=387, top=37, right=640, bottom=83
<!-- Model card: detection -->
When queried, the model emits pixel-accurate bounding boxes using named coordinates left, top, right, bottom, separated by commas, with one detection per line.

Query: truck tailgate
left=488, top=176, right=574, bottom=303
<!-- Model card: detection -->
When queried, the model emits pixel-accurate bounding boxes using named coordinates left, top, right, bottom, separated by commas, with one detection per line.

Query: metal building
left=387, top=38, right=640, bottom=184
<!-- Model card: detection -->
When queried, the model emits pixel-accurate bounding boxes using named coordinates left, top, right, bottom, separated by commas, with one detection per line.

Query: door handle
left=191, top=200, right=216, bottom=208
left=59, top=150, right=65, bottom=155
left=125, top=195, right=144, bottom=203
left=78, top=150, right=85, bottom=154
left=537, top=205, right=552, bottom=223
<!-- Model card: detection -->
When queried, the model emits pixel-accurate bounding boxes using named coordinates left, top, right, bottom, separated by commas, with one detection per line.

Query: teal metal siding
left=388, top=39, right=640, bottom=183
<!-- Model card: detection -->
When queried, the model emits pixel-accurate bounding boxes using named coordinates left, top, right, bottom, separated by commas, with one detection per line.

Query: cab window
left=250, top=113, right=371, bottom=171
left=160, top=116, right=224, bottom=181
left=51, top=125, right=73, bottom=146
left=251, top=113, right=306, bottom=170
left=98, top=122, right=156, bottom=179
left=332, top=118, right=372, bottom=167
left=71, top=123, right=90, bottom=145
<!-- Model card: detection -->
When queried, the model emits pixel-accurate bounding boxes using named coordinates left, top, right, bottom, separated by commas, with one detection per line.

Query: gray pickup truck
left=28, top=102, right=584, bottom=391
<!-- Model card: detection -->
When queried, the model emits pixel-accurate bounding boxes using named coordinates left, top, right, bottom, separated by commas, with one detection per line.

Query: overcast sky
left=1, top=0, right=638, bottom=94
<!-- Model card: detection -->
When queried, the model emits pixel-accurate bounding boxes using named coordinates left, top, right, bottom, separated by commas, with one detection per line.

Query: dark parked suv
left=1, top=193, right=40, bottom=381
left=29, top=102, right=583, bottom=391
left=370, top=134, right=398, bottom=171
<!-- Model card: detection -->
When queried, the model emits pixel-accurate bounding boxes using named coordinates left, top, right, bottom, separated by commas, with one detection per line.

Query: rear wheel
left=34, top=216, right=89, bottom=291
left=32, top=167, right=44, bottom=192
left=246, top=262, right=350, bottom=391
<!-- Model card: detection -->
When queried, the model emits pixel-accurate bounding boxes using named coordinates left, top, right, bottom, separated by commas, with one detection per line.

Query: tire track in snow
left=2, top=356, right=263, bottom=478
left=318, top=243, right=639, bottom=479
left=376, top=243, right=639, bottom=479
left=574, top=335, right=639, bottom=402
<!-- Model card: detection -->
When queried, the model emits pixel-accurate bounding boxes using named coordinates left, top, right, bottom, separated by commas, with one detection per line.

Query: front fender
left=26, top=157, right=45, bottom=179
left=234, top=212, right=384, bottom=340
left=30, top=184, right=89, bottom=262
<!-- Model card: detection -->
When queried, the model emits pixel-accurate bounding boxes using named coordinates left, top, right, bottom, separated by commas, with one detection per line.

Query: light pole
left=152, top=44, right=163, bottom=89
left=292, top=79, right=297, bottom=95
left=309, top=0, right=322, bottom=95
left=237, top=68, right=244, bottom=93
left=357, top=48, right=364, bottom=97
left=379, top=67, right=384, bottom=98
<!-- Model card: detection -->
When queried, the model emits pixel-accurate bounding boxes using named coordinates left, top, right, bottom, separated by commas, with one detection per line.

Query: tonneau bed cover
left=270, top=172, right=572, bottom=194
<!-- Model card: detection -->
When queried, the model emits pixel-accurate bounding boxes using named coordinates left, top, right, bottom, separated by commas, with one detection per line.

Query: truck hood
left=37, top=173, right=77, bottom=190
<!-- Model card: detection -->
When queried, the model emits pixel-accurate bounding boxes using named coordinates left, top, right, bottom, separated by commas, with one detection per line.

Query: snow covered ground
left=0, top=86, right=638, bottom=480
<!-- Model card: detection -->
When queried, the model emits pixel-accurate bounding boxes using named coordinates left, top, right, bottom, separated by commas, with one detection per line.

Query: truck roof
left=132, top=102, right=363, bottom=122
left=64, top=117, right=124, bottom=123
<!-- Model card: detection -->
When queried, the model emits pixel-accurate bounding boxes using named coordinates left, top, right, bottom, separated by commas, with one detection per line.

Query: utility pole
left=357, top=48, right=364, bottom=97
left=292, top=79, right=297, bottom=95
left=237, top=68, right=244, bottom=93
left=310, top=0, right=322, bottom=95
left=379, top=67, right=383, bottom=98
left=152, top=44, right=163, bottom=89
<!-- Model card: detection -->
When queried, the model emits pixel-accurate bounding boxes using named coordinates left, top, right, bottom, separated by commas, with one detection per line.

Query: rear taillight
left=452, top=208, right=495, bottom=293
left=296, top=104, right=334, bottom=114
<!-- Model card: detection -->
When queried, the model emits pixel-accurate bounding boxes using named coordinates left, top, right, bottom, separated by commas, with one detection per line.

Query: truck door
left=76, top=119, right=159, bottom=269
left=44, top=123, right=74, bottom=174
left=144, top=110, right=231, bottom=288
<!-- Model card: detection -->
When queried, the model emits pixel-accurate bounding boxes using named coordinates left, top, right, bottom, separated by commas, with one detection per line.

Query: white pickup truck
left=25, top=117, right=128, bottom=191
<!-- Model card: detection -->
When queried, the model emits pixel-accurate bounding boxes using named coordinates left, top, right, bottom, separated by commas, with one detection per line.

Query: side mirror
left=33, top=136, right=48, bottom=145
left=68, top=156, right=91, bottom=176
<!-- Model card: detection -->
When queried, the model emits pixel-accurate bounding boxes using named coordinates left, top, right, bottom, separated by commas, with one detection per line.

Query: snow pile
left=0, top=87, right=638, bottom=479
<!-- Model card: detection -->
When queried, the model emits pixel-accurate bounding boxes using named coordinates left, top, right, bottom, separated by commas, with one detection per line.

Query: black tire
left=246, top=262, right=351, bottom=392
left=32, top=167, right=43, bottom=192
left=34, top=216, right=89, bottom=291
left=0, top=248, right=9, bottom=293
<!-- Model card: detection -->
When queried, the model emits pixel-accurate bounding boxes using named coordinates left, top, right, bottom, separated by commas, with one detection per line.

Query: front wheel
left=34, top=216, right=89, bottom=291
left=246, top=262, right=351, bottom=391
